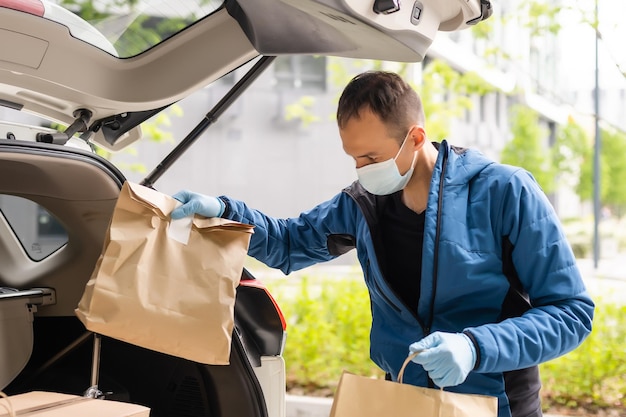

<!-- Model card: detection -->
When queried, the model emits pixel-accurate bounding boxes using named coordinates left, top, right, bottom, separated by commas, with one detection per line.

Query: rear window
left=4, top=0, right=224, bottom=58
left=0, top=195, right=67, bottom=261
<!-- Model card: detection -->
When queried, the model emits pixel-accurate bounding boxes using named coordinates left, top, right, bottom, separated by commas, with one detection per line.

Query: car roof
left=0, top=0, right=491, bottom=151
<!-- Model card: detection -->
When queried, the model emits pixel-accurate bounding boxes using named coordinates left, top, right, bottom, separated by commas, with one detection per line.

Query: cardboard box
left=0, top=391, right=150, bottom=416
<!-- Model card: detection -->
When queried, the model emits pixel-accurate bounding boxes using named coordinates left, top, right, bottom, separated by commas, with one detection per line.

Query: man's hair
left=336, top=71, right=425, bottom=142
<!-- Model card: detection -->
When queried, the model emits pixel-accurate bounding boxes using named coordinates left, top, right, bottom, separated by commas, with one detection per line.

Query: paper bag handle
left=397, top=350, right=422, bottom=384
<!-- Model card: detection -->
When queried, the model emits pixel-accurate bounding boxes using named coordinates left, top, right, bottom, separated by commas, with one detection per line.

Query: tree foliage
left=553, top=117, right=589, bottom=178
left=578, top=127, right=626, bottom=217
left=601, top=129, right=626, bottom=214
left=520, top=0, right=564, bottom=37
left=417, top=60, right=495, bottom=141
left=551, top=116, right=591, bottom=194
left=500, top=105, right=554, bottom=193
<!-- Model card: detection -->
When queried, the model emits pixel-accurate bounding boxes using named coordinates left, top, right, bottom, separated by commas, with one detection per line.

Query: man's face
left=340, top=107, right=416, bottom=174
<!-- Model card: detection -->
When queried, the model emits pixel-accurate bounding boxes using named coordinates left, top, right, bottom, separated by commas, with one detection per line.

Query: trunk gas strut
left=141, top=55, right=276, bottom=188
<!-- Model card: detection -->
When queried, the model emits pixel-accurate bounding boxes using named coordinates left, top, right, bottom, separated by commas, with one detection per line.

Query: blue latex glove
left=408, top=331, right=477, bottom=388
left=171, top=190, right=225, bottom=219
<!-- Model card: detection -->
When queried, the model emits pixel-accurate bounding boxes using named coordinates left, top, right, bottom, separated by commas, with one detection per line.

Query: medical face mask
left=356, top=132, right=418, bottom=195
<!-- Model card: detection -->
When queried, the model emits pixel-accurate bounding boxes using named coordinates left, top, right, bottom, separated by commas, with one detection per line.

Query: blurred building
left=4, top=2, right=624, bottom=267
left=111, top=1, right=626, bottom=265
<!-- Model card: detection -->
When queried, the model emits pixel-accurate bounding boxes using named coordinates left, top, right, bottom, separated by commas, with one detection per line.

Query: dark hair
left=336, top=71, right=424, bottom=142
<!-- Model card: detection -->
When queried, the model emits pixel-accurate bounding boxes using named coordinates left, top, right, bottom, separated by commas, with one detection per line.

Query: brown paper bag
left=75, top=181, right=254, bottom=365
left=329, top=352, right=498, bottom=417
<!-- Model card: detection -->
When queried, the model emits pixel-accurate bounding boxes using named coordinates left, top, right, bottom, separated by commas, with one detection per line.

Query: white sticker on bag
left=167, top=202, right=193, bottom=245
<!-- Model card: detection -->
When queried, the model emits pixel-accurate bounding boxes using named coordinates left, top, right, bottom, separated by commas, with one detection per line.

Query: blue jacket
left=221, top=141, right=594, bottom=417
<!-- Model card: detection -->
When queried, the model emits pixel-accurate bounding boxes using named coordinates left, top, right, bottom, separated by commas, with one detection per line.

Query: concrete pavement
left=577, top=255, right=626, bottom=280
left=286, top=395, right=332, bottom=417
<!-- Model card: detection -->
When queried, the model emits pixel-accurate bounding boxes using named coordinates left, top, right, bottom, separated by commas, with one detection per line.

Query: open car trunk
left=0, top=140, right=286, bottom=417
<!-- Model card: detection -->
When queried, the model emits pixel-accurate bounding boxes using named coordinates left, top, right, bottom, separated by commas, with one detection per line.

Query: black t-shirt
left=379, top=192, right=426, bottom=313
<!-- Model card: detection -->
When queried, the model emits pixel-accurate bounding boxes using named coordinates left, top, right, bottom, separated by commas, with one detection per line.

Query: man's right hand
left=171, top=190, right=225, bottom=219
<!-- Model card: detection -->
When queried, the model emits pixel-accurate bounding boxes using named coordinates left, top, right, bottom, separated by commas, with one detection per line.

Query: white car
left=0, top=1, right=491, bottom=416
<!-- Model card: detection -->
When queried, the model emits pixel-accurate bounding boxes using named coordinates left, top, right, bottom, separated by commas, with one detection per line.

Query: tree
left=500, top=105, right=554, bottom=193
left=601, top=129, right=626, bottom=216
left=553, top=118, right=588, bottom=176
left=552, top=116, right=590, bottom=190
left=418, top=60, right=494, bottom=141
left=578, top=126, right=626, bottom=217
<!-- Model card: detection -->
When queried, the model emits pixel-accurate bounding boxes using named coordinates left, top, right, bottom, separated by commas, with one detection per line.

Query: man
left=171, top=71, right=594, bottom=417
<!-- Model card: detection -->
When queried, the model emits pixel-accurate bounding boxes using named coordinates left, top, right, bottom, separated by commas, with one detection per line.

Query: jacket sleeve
left=466, top=169, right=595, bottom=373
left=219, top=192, right=359, bottom=275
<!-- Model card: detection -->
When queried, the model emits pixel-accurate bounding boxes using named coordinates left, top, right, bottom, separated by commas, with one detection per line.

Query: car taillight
left=239, top=279, right=287, bottom=331
left=0, top=0, right=44, bottom=16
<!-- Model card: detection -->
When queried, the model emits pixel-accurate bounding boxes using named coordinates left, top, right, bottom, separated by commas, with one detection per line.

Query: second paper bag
left=75, top=181, right=254, bottom=365
left=329, top=353, right=498, bottom=417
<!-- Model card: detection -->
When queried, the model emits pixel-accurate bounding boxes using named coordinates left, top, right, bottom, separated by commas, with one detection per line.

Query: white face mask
left=356, top=131, right=418, bottom=196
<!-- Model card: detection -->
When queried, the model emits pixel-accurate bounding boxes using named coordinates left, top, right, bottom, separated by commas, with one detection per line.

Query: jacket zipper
left=425, top=145, right=449, bottom=390
left=424, top=146, right=448, bottom=335
left=345, top=145, right=449, bottom=390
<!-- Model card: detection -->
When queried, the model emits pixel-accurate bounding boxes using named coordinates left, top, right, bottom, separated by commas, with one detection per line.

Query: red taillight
left=239, top=279, right=287, bottom=331
left=0, top=0, right=44, bottom=16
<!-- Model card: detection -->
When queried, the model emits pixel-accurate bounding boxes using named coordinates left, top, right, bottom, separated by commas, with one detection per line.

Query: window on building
left=480, top=95, right=487, bottom=123
left=0, top=195, right=67, bottom=261
left=274, top=56, right=327, bottom=91
left=495, top=92, right=502, bottom=128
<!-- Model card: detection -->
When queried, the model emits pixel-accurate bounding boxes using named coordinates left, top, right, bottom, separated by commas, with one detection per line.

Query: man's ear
left=410, top=126, right=427, bottom=150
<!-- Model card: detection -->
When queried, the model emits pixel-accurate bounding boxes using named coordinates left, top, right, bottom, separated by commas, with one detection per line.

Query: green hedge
left=267, top=276, right=383, bottom=391
left=265, top=275, right=625, bottom=413
left=540, top=299, right=626, bottom=411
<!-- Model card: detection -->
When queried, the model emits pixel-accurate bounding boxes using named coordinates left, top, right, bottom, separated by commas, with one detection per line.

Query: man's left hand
left=408, top=331, right=476, bottom=387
